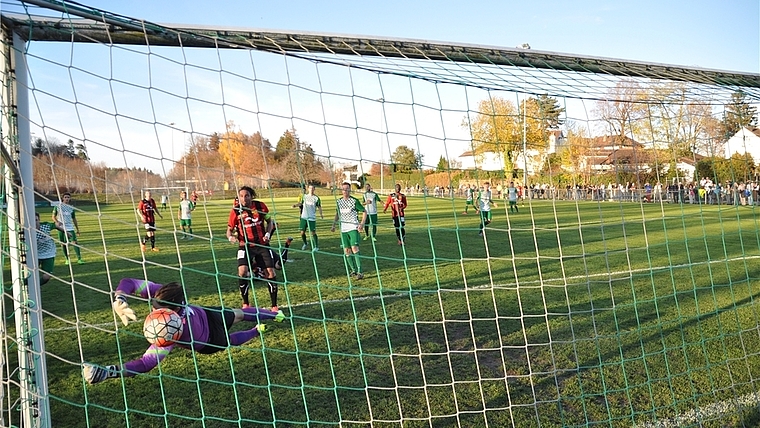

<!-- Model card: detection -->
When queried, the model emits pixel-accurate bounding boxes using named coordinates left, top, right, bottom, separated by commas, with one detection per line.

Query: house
left=458, top=149, right=505, bottom=171
left=724, top=127, right=760, bottom=162
left=579, top=135, right=646, bottom=173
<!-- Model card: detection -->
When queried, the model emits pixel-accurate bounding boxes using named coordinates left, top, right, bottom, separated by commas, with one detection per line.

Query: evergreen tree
left=436, top=156, right=448, bottom=172
left=723, top=90, right=758, bottom=138
left=534, top=94, right=565, bottom=130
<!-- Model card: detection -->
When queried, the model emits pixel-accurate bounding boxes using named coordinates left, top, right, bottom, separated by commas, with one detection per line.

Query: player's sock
left=313, top=235, right=319, bottom=248
left=345, top=254, right=356, bottom=272
left=74, top=245, right=82, bottom=259
left=353, top=252, right=362, bottom=273
left=239, top=278, right=250, bottom=305
left=372, top=226, right=377, bottom=237
left=364, top=226, right=369, bottom=236
left=61, top=244, right=69, bottom=260
left=267, top=281, right=278, bottom=308
left=229, top=327, right=262, bottom=346
left=301, top=234, right=308, bottom=246
left=150, top=236, right=156, bottom=249
left=241, top=306, right=281, bottom=322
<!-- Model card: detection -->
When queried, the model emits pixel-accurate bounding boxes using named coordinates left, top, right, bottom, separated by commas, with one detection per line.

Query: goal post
left=1, top=29, right=51, bottom=428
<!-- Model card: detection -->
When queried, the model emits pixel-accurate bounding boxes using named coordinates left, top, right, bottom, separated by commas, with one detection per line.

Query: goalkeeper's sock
left=229, top=326, right=263, bottom=346
left=241, top=306, right=283, bottom=322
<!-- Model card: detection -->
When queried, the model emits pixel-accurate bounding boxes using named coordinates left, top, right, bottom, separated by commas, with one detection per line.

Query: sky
left=90, top=0, right=759, bottom=73
left=6, top=0, right=760, bottom=177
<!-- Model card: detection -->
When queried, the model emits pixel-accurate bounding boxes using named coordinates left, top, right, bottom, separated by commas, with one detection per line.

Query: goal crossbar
left=2, top=10, right=759, bottom=89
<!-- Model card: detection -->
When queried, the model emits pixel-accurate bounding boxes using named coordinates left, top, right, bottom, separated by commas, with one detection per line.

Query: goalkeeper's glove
left=82, top=363, right=120, bottom=384
left=112, top=294, right=137, bottom=326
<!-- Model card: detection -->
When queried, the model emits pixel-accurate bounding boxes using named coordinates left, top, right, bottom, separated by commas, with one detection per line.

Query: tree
left=271, top=128, right=326, bottom=186
left=75, top=142, right=89, bottom=160
left=722, top=90, right=758, bottom=138
left=639, top=82, right=723, bottom=157
left=390, top=145, right=422, bottom=172
left=65, top=139, right=77, bottom=158
left=465, top=96, right=547, bottom=174
left=217, top=121, right=273, bottom=188
left=534, top=94, right=565, bottom=130
left=594, top=80, right=648, bottom=138
left=559, top=124, right=592, bottom=182
left=32, top=137, right=48, bottom=156
left=436, top=156, right=449, bottom=172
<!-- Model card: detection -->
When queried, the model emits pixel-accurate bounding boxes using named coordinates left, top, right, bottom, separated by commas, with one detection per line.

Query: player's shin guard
left=239, top=277, right=251, bottom=305
left=267, top=280, right=278, bottom=308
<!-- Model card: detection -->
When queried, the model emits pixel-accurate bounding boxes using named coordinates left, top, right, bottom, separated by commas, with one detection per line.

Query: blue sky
left=89, top=0, right=759, bottom=73
left=10, top=0, right=760, bottom=175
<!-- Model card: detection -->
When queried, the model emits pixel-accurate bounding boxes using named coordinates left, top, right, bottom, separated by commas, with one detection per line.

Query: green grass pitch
left=12, top=194, right=760, bottom=427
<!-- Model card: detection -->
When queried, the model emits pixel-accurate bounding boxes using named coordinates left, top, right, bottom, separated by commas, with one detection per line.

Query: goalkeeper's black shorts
left=196, top=307, right=236, bottom=354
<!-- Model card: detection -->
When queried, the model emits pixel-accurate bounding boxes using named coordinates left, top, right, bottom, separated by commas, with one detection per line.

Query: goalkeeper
left=83, top=277, right=285, bottom=384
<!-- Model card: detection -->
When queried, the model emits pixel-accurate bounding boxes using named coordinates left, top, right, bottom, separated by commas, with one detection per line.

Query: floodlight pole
left=523, top=96, right=528, bottom=190
left=378, top=98, right=385, bottom=192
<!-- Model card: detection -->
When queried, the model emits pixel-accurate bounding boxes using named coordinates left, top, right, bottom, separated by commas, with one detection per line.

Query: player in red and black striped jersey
left=138, top=190, right=163, bottom=252
left=226, top=186, right=280, bottom=310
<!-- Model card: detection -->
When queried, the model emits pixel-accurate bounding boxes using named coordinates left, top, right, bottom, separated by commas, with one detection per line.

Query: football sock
left=229, top=328, right=261, bottom=346
left=239, top=278, right=250, bottom=305
left=267, top=281, right=278, bottom=308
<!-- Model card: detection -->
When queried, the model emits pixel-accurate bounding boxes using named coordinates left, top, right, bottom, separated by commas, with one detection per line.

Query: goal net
left=2, top=1, right=760, bottom=427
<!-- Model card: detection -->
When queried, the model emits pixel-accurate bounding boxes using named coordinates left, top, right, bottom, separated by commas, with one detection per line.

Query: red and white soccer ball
left=143, top=307, right=183, bottom=347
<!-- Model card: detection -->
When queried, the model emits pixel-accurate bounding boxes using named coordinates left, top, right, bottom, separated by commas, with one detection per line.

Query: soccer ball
left=143, top=307, right=183, bottom=347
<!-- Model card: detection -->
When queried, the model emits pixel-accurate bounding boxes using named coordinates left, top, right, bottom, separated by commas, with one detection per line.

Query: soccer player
left=463, top=184, right=474, bottom=214
left=82, top=278, right=284, bottom=384
left=507, top=181, right=519, bottom=213
left=331, top=182, right=368, bottom=280
left=383, top=183, right=407, bottom=245
left=138, top=190, right=163, bottom=252
left=363, top=183, right=381, bottom=241
left=160, top=193, right=168, bottom=210
left=292, top=185, right=323, bottom=251
left=226, top=186, right=280, bottom=310
left=51, top=192, right=83, bottom=264
left=178, top=190, right=195, bottom=239
left=34, top=212, right=65, bottom=286
left=476, top=182, right=496, bottom=236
